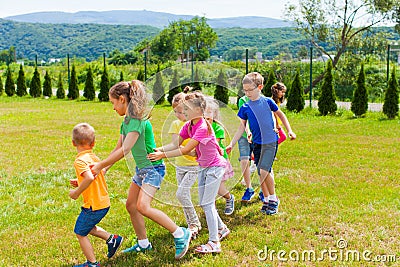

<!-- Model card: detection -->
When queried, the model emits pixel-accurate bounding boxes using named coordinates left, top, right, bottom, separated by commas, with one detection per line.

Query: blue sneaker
left=122, top=242, right=153, bottom=253
left=174, top=227, right=192, bottom=260
left=73, top=261, right=100, bottom=267
left=107, top=234, right=123, bottom=258
left=258, top=191, right=264, bottom=202
left=241, top=188, right=255, bottom=202
left=261, top=199, right=280, bottom=215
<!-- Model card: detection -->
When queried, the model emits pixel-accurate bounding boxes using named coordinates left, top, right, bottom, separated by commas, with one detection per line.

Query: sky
left=0, top=0, right=293, bottom=19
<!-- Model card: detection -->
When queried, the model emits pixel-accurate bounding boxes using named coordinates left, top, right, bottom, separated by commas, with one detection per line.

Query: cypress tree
left=67, top=65, right=79, bottom=100
left=98, top=67, right=109, bottom=102
left=167, top=69, right=181, bottom=104
left=351, top=63, right=368, bottom=117
left=0, top=74, right=3, bottom=95
left=192, top=67, right=202, bottom=91
left=83, top=66, right=95, bottom=100
left=318, top=60, right=337, bottom=115
left=16, top=64, right=27, bottom=96
left=29, top=66, right=41, bottom=98
left=383, top=66, right=399, bottom=119
left=263, top=69, right=277, bottom=97
left=214, top=69, right=229, bottom=106
left=137, top=68, right=144, bottom=81
left=42, top=71, right=52, bottom=97
left=287, top=69, right=304, bottom=112
left=119, top=71, right=124, bottom=82
left=153, top=65, right=165, bottom=105
left=5, top=67, right=15, bottom=97
left=56, top=73, right=65, bottom=99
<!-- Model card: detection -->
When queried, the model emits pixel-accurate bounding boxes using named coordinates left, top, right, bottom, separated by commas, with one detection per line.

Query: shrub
left=5, top=67, right=15, bottom=97
left=318, top=60, right=337, bottom=115
left=351, top=63, right=368, bottom=117
left=83, top=66, right=95, bottom=100
left=167, top=69, right=181, bottom=105
left=286, top=69, right=304, bottom=112
left=29, top=67, right=41, bottom=98
left=383, top=66, right=399, bottom=119
left=67, top=65, right=79, bottom=100
left=56, top=73, right=65, bottom=99
left=42, top=71, right=52, bottom=97
left=98, top=67, right=109, bottom=102
left=214, top=69, right=229, bottom=106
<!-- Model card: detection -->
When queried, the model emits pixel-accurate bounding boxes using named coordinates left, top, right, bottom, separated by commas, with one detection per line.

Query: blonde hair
left=172, top=92, right=187, bottom=108
left=204, top=97, right=221, bottom=122
left=271, top=82, right=287, bottom=104
left=72, top=123, right=95, bottom=146
left=242, top=72, right=264, bottom=88
left=184, top=92, right=212, bottom=135
left=109, top=80, right=149, bottom=120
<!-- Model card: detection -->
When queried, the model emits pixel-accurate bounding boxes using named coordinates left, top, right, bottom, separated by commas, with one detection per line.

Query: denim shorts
left=133, top=163, right=166, bottom=189
left=74, top=206, right=109, bottom=236
left=238, top=136, right=252, bottom=161
left=253, top=142, right=278, bottom=174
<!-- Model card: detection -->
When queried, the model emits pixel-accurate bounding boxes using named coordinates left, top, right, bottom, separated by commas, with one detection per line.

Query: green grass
left=1, top=96, right=399, bottom=266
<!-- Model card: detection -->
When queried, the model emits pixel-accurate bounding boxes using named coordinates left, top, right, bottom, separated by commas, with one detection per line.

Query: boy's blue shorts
left=74, top=206, right=109, bottom=236
left=253, top=142, right=278, bottom=174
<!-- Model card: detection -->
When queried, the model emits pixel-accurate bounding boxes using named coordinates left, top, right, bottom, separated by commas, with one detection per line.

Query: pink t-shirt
left=180, top=118, right=226, bottom=168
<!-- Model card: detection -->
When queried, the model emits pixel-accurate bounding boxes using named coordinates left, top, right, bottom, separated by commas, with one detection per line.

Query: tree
left=351, top=63, right=368, bottom=117
left=83, top=66, right=95, bottom=100
left=137, top=68, right=144, bottom=81
left=16, top=64, right=27, bottom=97
left=167, top=69, right=181, bottom=105
left=318, top=60, right=337, bottom=115
left=98, top=67, right=109, bottom=102
left=0, top=73, right=3, bottom=95
left=119, top=71, right=124, bottom=82
left=153, top=65, right=165, bottom=105
left=286, top=0, right=397, bottom=89
left=5, top=67, right=15, bottom=97
left=56, top=73, right=65, bottom=99
left=214, top=69, right=229, bottom=106
left=383, top=66, right=399, bottom=119
left=263, top=69, right=277, bottom=97
left=42, top=71, right=52, bottom=97
left=287, top=70, right=304, bottom=112
left=67, top=65, right=79, bottom=100
left=29, top=67, right=41, bottom=98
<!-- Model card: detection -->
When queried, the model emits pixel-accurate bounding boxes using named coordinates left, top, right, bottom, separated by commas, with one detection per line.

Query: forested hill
left=0, top=18, right=305, bottom=61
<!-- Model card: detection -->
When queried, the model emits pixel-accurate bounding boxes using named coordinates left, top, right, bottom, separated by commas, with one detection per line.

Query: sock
left=248, top=188, right=254, bottom=192
left=138, top=238, right=150, bottom=248
left=172, top=227, right=184, bottom=238
left=263, top=197, right=268, bottom=203
left=269, top=194, right=278, bottom=202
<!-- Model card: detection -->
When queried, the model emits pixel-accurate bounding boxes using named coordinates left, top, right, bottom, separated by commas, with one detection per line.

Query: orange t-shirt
left=74, top=150, right=110, bottom=210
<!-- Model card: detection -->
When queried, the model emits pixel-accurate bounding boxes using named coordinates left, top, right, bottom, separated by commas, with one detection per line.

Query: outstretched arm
left=157, top=134, right=182, bottom=152
left=226, top=118, right=247, bottom=154
left=148, top=138, right=199, bottom=161
left=69, top=170, right=94, bottom=200
left=275, top=110, right=296, bottom=140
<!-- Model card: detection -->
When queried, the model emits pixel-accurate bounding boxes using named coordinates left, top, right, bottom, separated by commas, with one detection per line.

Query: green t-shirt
left=212, top=121, right=228, bottom=159
left=120, top=118, right=162, bottom=169
left=238, top=95, right=250, bottom=138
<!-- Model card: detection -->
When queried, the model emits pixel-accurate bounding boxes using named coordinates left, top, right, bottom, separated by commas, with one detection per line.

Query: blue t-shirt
left=237, top=96, right=279, bottom=145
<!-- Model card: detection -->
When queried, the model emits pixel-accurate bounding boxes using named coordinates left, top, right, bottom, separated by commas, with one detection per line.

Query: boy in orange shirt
left=69, top=123, right=123, bottom=267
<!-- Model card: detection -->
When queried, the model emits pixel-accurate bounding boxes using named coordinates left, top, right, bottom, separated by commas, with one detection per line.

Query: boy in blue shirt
left=226, top=72, right=296, bottom=215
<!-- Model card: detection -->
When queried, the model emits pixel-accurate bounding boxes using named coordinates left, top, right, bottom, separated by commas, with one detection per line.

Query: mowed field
left=0, top=96, right=399, bottom=266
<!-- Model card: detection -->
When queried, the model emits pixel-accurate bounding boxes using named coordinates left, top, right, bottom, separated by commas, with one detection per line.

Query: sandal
left=218, top=227, right=230, bottom=241
left=195, top=241, right=221, bottom=254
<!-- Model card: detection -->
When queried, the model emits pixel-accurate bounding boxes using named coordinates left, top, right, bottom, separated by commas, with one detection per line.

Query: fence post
left=309, top=46, right=313, bottom=108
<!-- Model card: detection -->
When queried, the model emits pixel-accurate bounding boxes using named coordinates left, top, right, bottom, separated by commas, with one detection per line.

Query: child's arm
left=157, top=134, right=182, bottom=152
left=148, top=138, right=199, bottom=161
left=91, top=132, right=140, bottom=176
left=69, top=171, right=94, bottom=200
left=226, top=119, right=247, bottom=154
left=275, top=110, right=296, bottom=140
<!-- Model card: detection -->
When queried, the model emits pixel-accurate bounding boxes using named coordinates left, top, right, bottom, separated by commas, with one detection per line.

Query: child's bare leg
left=89, top=225, right=110, bottom=241
left=259, top=169, right=273, bottom=200
left=76, top=234, right=96, bottom=263
left=126, top=182, right=147, bottom=240
left=218, top=181, right=230, bottom=200
left=240, top=159, right=251, bottom=188
left=137, top=183, right=179, bottom=233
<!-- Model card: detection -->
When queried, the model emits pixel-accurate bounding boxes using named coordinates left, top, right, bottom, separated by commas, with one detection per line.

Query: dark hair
left=271, top=82, right=287, bottom=104
left=109, top=80, right=149, bottom=120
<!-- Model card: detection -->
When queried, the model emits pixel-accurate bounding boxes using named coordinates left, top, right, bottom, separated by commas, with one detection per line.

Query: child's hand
left=247, top=133, right=252, bottom=143
left=226, top=145, right=232, bottom=155
left=187, top=148, right=197, bottom=157
left=90, top=163, right=101, bottom=177
left=69, top=179, right=78, bottom=187
left=148, top=151, right=164, bottom=161
left=69, top=189, right=79, bottom=200
left=288, top=131, right=296, bottom=140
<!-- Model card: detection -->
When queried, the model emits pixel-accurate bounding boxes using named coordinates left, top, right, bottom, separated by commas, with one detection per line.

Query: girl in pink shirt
left=149, top=92, right=230, bottom=254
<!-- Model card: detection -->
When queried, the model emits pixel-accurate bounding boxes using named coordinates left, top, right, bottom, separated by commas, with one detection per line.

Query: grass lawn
left=0, top=96, right=399, bottom=266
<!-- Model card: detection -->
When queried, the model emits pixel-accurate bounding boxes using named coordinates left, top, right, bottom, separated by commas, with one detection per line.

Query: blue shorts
left=253, top=142, right=278, bottom=174
left=133, top=163, right=166, bottom=189
left=74, top=206, right=109, bottom=236
left=238, top=136, right=252, bottom=161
